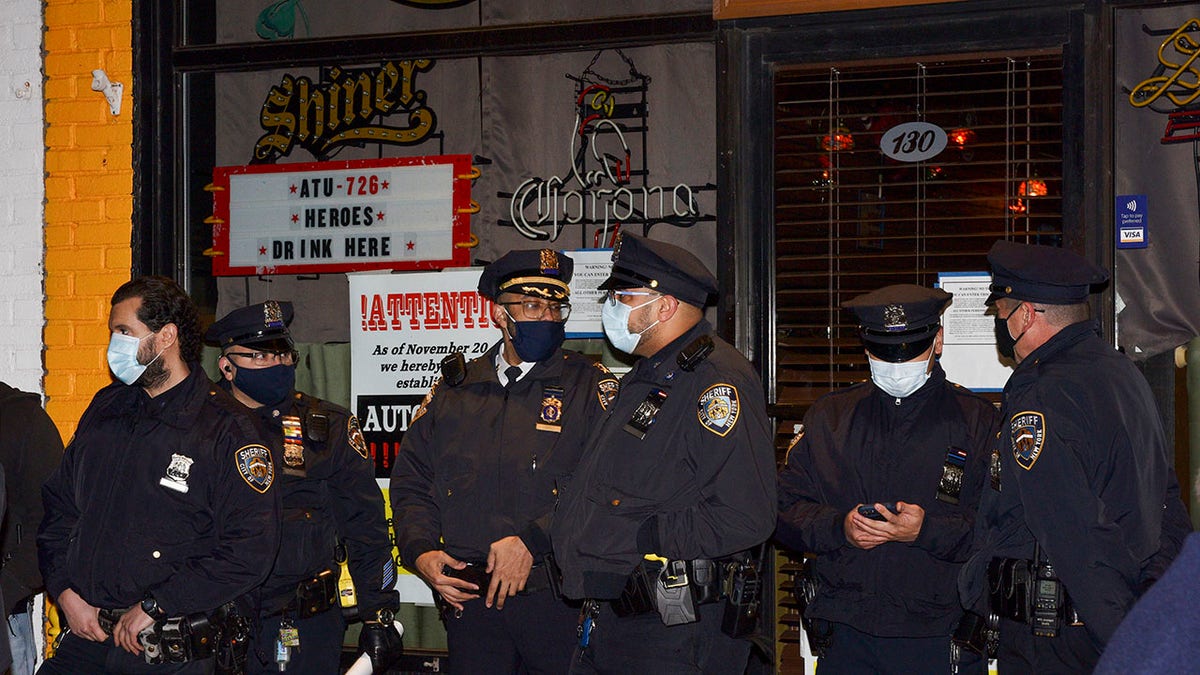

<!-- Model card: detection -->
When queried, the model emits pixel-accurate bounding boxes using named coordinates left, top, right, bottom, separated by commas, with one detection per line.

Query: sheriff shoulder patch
left=410, top=378, right=442, bottom=425
left=347, top=415, right=369, bottom=460
left=596, top=365, right=619, bottom=410
left=697, top=383, right=740, bottom=437
left=1010, top=411, right=1046, bottom=470
left=236, top=444, right=275, bottom=493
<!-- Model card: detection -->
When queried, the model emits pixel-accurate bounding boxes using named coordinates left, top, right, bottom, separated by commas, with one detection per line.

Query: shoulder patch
left=347, top=415, right=369, bottom=460
left=1010, top=411, right=1046, bottom=470
left=410, top=378, right=442, bottom=425
left=595, top=363, right=619, bottom=410
left=697, top=383, right=741, bottom=437
left=236, top=444, right=275, bottom=493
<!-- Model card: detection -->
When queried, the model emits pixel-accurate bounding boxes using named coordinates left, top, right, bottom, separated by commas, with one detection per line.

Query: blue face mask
left=107, top=332, right=161, bottom=385
left=505, top=312, right=565, bottom=363
left=601, top=295, right=661, bottom=354
left=233, top=364, right=296, bottom=407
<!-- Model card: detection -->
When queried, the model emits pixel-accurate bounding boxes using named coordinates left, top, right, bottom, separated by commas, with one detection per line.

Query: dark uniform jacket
left=959, top=321, right=1187, bottom=645
left=38, top=366, right=281, bottom=617
left=0, top=383, right=63, bottom=613
left=249, top=390, right=395, bottom=615
left=552, top=320, right=777, bottom=599
left=391, top=344, right=618, bottom=569
left=776, top=364, right=997, bottom=637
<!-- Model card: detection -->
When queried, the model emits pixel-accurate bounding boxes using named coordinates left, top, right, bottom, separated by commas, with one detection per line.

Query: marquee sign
left=208, top=155, right=475, bottom=276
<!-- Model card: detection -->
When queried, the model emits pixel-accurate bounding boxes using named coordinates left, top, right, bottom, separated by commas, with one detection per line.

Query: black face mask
left=994, top=304, right=1027, bottom=360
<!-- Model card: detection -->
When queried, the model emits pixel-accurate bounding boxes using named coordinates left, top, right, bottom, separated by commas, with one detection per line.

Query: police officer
left=776, top=284, right=997, bottom=674
left=551, top=233, right=776, bottom=674
left=206, top=300, right=401, bottom=674
left=958, top=240, right=1190, bottom=672
left=390, top=249, right=618, bottom=674
left=38, top=276, right=281, bottom=673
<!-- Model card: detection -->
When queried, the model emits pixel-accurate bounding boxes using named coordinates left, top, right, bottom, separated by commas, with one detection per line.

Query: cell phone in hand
left=857, top=502, right=897, bottom=521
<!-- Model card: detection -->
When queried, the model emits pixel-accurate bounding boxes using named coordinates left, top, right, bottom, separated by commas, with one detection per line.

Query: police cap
left=985, top=240, right=1110, bottom=305
left=842, top=284, right=951, bottom=362
left=205, top=300, right=294, bottom=352
left=597, top=232, right=717, bottom=308
left=477, top=249, right=573, bottom=301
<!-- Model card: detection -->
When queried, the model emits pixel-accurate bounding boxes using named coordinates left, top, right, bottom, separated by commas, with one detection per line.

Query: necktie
left=505, top=365, right=523, bottom=388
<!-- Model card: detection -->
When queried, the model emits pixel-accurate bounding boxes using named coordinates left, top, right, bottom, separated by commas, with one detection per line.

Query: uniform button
left=447, top=489, right=453, bottom=497
left=552, top=488, right=558, bottom=496
left=152, top=550, right=161, bottom=558
left=611, top=499, right=621, bottom=506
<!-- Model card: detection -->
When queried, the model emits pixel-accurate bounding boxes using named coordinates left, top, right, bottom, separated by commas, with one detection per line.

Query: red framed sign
left=209, top=155, right=474, bottom=276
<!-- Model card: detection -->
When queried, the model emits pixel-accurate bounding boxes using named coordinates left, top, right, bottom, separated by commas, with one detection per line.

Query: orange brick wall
left=43, top=0, right=134, bottom=438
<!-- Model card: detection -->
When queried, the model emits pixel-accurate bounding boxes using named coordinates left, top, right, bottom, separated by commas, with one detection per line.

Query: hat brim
left=226, top=335, right=294, bottom=353
left=597, top=275, right=641, bottom=291
left=864, top=334, right=937, bottom=363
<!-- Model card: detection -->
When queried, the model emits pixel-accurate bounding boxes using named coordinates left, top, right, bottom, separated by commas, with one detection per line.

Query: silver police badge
left=159, top=453, right=194, bottom=493
left=697, top=383, right=741, bottom=437
left=882, top=304, right=908, bottom=331
left=1010, top=411, right=1046, bottom=470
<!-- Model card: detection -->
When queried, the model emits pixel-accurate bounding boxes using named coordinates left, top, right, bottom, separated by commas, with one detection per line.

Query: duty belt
left=612, top=557, right=727, bottom=618
left=265, top=568, right=338, bottom=619
left=97, top=607, right=224, bottom=665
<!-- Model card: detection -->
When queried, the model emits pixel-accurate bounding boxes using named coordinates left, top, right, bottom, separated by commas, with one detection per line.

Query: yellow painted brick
left=43, top=324, right=73, bottom=347
left=44, top=4, right=102, bottom=26
left=106, top=52, right=132, bottom=73
left=46, top=247, right=105, bottom=272
left=76, top=174, right=131, bottom=198
left=45, top=346, right=105, bottom=372
left=43, top=275, right=72, bottom=297
left=42, top=28, right=76, bottom=52
left=74, top=221, right=128, bottom=246
left=75, top=126, right=134, bottom=149
left=44, top=54, right=100, bottom=77
left=73, top=271, right=129, bottom=296
left=46, top=100, right=109, bottom=125
left=43, top=373, right=73, bottom=397
left=77, top=371, right=114, bottom=393
left=104, top=248, right=132, bottom=270
left=44, top=176, right=75, bottom=200
left=75, top=27, right=116, bottom=50
left=44, top=126, right=76, bottom=147
left=44, top=224, right=75, bottom=247
left=104, top=196, right=133, bottom=220
left=46, top=199, right=103, bottom=222
left=45, top=295, right=106, bottom=318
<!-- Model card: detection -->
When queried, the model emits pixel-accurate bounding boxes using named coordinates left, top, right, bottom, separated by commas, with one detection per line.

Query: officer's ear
left=156, top=322, right=179, bottom=351
left=217, top=356, right=235, bottom=382
left=656, top=294, right=683, bottom=323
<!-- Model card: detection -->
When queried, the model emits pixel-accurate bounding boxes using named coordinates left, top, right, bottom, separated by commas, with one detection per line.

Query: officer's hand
left=113, top=605, right=154, bottom=655
left=855, top=501, right=925, bottom=543
left=57, top=588, right=106, bottom=642
left=414, top=550, right=479, bottom=612
left=357, top=619, right=403, bottom=673
left=844, top=506, right=888, bottom=549
left=485, top=536, right=533, bottom=610
left=880, top=501, right=924, bottom=542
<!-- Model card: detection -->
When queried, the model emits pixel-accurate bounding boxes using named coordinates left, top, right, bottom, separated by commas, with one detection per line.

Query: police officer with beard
left=390, top=249, right=618, bottom=674
left=38, top=276, right=280, bottom=674
left=958, top=241, right=1190, bottom=672
left=775, top=284, right=997, bottom=674
left=206, top=301, right=401, bottom=674
left=552, top=233, right=776, bottom=675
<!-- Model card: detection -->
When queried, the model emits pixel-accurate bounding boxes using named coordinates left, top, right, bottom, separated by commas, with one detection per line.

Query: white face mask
left=868, top=350, right=933, bottom=399
left=601, top=294, right=661, bottom=354
left=106, top=331, right=162, bottom=385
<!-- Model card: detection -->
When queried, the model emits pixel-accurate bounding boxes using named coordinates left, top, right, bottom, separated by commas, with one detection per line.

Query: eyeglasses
left=603, top=289, right=661, bottom=306
left=499, top=300, right=572, bottom=321
left=225, top=350, right=298, bottom=367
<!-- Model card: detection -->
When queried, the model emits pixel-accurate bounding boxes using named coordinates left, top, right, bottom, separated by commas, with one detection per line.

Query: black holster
left=294, top=569, right=338, bottom=619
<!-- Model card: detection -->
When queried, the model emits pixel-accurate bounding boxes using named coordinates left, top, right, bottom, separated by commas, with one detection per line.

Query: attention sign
left=209, top=155, right=474, bottom=276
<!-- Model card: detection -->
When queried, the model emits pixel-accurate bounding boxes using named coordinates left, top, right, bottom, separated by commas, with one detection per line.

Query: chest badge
left=236, top=444, right=275, bottom=493
left=536, top=386, right=565, bottom=433
left=159, top=453, right=194, bottom=494
left=697, top=383, right=740, bottom=437
left=282, top=415, right=306, bottom=474
left=1010, top=411, right=1046, bottom=470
